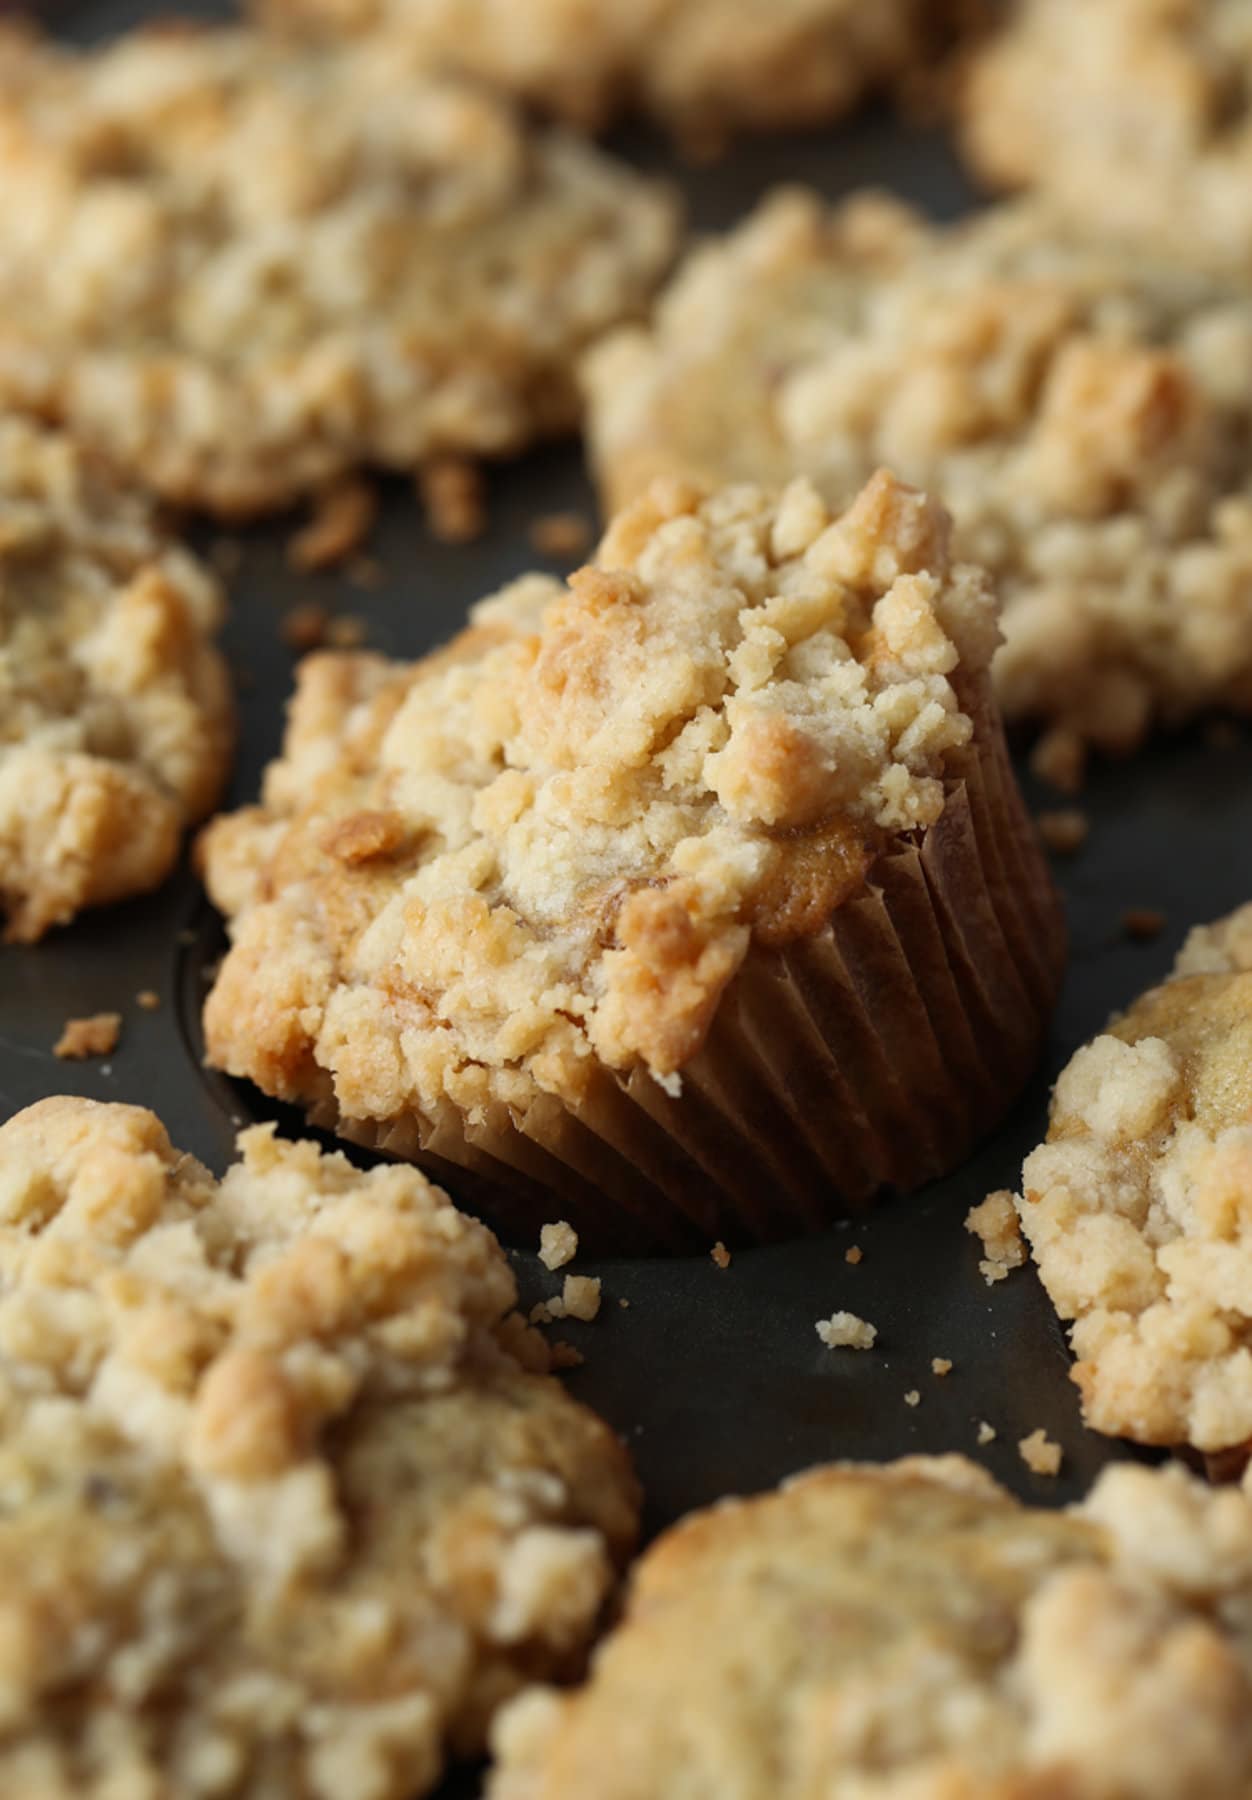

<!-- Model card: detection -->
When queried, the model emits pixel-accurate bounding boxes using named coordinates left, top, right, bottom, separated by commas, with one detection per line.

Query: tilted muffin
left=0, top=22, right=677, bottom=516
left=489, top=1454, right=1252, bottom=1798
left=584, top=191, right=1252, bottom=784
left=257, top=0, right=931, bottom=143
left=962, top=0, right=1252, bottom=270
left=0, top=415, right=230, bottom=941
left=1005, top=904, right=1252, bottom=1458
left=201, top=472, right=1064, bottom=1251
left=0, top=1097, right=638, bottom=1798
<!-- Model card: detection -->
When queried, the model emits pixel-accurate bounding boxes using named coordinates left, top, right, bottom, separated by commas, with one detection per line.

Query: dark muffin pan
left=5, top=4, right=1252, bottom=1793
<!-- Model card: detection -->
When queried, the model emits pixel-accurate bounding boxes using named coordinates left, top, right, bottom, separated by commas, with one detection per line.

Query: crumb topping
left=202, top=473, right=996, bottom=1128
left=1013, top=902, right=1252, bottom=1452
left=0, top=22, right=677, bottom=515
left=816, top=1310, right=876, bottom=1351
left=53, top=1012, right=121, bottom=1060
left=584, top=190, right=1252, bottom=773
left=0, top=416, right=230, bottom=942
left=966, top=1190, right=1027, bottom=1285
left=538, top=1222, right=578, bottom=1272
left=1018, top=1428, right=1062, bottom=1477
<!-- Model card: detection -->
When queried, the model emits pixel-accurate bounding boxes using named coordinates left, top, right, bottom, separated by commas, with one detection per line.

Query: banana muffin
left=0, top=1097, right=639, bottom=1797
left=200, top=472, right=1064, bottom=1251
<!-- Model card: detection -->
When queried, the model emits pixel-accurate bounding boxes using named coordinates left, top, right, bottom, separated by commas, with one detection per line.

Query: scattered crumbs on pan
left=844, top=1244, right=863, bottom=1266
left=1122, top=907, right=1166, bottom=942
left=418, top=454, right=486, bottom=544
left=965, top=1191, right=1026, bottom=1285
left=710, top=1241, right=731, bottom=1269
left=539, top=1220, right=579, bottom=1271
left=903, top=1389, right=920, bottom=1408
left=280, top=602, right=330, bottom=652
left=54, top=1012, right=121, bottom=1060
left=1036, top=807, right=1088, bottom=854
left=135, top=989, right=160, bottom=1011
left=1030, top=729, right=1084, bottom=794
left=618, top=1297, right=630, bottom=1308
left=931, top=1357, right=953, bottom=1376
left=325, top=613, right=367, bottom=649
left=560, top=1275, right=602, bottom=1322
left=816, top=1311, right=877, bottom=1351
left=529, top=511, right=592, bottom=560
left=529, top=1299, right=556, bottom=1326
left=1018, top=1428, right=1062, bottom=1477
left=977, top=1420, right=997, bottom=1446
left=549, top=1341, right=586, bottom=1370
left=288, top=475, right=377, bottom=572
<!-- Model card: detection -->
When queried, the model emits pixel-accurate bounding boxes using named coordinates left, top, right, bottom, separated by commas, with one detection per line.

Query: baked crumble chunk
left=201, top=471, right=997, bottom=1140
left=1010, top=903, right=1252, bottom=1455
left=257, top=0, right=925, bottom=141
left=0, top=22, right=677, bottom=516
left=584, top=191, right=1252, bottom=779
left=963, top=0, right=1252, bottom=269
left=0, top=1097, right=638, bottom=1797
left=488, top=1455, right=1252, bottom=1798
left=0, top=416, right=230, bottom=942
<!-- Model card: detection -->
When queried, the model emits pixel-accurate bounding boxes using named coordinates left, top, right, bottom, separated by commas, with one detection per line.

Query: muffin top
left=1014, top=903, right=1252, bottom=1454
left=489, top=1453, right=1252, bottom=1799
left=963, top=0, right=1252, bottom=269
left=583, top=191, right=1252, bottom=780
left=201, top=472, right=997, bottom=1130
left=0, top=22, right=677, bottom=514
left=0, top=415, right=230, bottom=941
left=0, top=1097, right=638, bottom=1797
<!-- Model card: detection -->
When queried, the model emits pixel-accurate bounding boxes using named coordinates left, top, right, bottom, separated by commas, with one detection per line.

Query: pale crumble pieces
left=966, top=1190, right=1027, bottom=1285
left=287, top=478, right=378, bottom=573
left=53, top=1012, right=121, bottom=1060
left=1018, top=1429, right=1063, bottom=1477
left=932, top=1357, right=953, bottom=1376
left=845, top=1244, right=863, bottom=1265
left=816, top=1311, right=877, bottom=1351
left=977, top=1421, right=997, bottom=1445
left=904, top=1389, right=920, bottom=1407
left=539, top=1221, right=579, bottom=1271
left=710, top=1241, right=731, bottom=1269
left=1036, top=808, right=1089, bottom=855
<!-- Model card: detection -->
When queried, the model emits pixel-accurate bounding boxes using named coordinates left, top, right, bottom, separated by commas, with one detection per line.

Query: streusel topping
left=0, top=1098, right=638, bottom=1797
left=201, top=472, right=996, bottom=1129
left=584, top=191, right=1252, bottom=777
left=0, top=415, right=230, bottom=941
left=1013, top=902, right=1252, bottom=1453
left=488, top=1455, right=1252, bottom=1798
left=0, top=22, right=677, bottom=514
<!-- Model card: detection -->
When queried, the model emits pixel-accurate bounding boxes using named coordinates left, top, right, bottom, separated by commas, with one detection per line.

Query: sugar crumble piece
left=844, top=1244, right=863, bottom=1265
left=419, top=456, right=487, bottom=545
left=965, top=1191, right=1026, bottom=1285
left=977, top=1421, right=997, bottom=1446
left=529, top=1300, right=557, bottom=1326
left=135, top=990, right=160, bottom=1011
left=1018, top=1429, right=1062, bottom=1477
left=529, top=511, right=593, bottom=561
left=1122, top=907, right=1166, bottom=942
left=539, top=1221, right=579, bottom=1272
left=931, top=1357, right=953, bottom=1376
left=288, top=476, right=377, bottom=572
left=54, top=1013, right=122, bottom=1060
left=1036, top=808, right=1088, bottom=854
left=560, top=1275, right=602, bottom=1323
left=325, top=614, right=367, bottom=650
left=618, top=1298, right=630, bottom=1309
left=904, top=1389, right=920, bottom=1407
left=1030, top=729, right=1085, bottom=794
left=816, top=1311, right=877, bottom=1351
left=549, top=1341, right=586, bottom=1370
left=710, top=1241, right=731, bottom=1270
left=280, top=603, right=330, bottom=652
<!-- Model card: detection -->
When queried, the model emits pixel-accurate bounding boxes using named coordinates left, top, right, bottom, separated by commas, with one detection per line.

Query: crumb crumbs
left=54, top=1012, right=122, bottom=1059
left=977, top=1421, right=997, bottom=1446
left=1036, top=808, right=1089, bottom=854
left=1030, top=729, right=1085, bottom=794
left=931, top=1357, right=953, bottom=1376
left=816, top=1311, right=877, bottom=1351
left=1018, top=1428, right=1063, bottom=1477
left=418, top=455, right=486, bottom=544
left=560, top=1275, right=601, bottom=1322
left=549, top=1341, right=585, bottom=1370
left=539, top=1221, right=579, bottom=1272
left=288, top=476, right=377, bottom=572
left=904, top=1389, right=920, bottom=1407
left=135, top=990, right=160, bottom=1011
left=965, top=1191, right=1027, bottom=1285
left=710, top=1241, right=731, bottom=1269
left=1122, top=907, right=1166, bottom=942
left=529, top=511, right=592, bottom=560
left=844, top=1244, right=863, bottom=1265
left=280, top=603, right=330, bottom=652
left=325, top=613, right=366, bottom=649
left=618, top=1297, right=630, bottom=1309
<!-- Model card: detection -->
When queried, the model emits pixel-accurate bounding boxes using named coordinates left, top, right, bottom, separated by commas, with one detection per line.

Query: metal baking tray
left=5, top=3, right=1252, bottom=1791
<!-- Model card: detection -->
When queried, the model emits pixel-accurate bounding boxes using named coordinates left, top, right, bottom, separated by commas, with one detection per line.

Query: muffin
left=963, top=0, right=1252, bottom=270
left=489, top=1454, right=1252, bottom=1798
left=583, top=191, right=1252, bottom=785
left=0, top=415, right=230, bottom=942
left=200, top=472, right=1065, bottom=1252
left=0, top=1097, right=639, bottom=1797
left=1005, top=903, right=1252, bottom=1459
left=0, top=22, right=677, bottom=516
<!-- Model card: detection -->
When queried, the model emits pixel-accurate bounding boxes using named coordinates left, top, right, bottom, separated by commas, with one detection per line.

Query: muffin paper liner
left=313, top=680, right=1066, bottom=1252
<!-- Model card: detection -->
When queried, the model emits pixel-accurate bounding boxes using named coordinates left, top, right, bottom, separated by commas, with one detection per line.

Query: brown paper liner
left=315, top=678, right=1066, bottom=1253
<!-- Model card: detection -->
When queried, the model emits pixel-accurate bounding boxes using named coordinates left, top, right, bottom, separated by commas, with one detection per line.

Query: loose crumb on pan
left=1018, top=1428, right=1063, bottom=1477
left=816, top=1311, right=877, bottom=1351
left=279, top=603, right=331, bottom=652
left=932, top=1357, right=953, bottom=1376
left=53, top=1013, right=122, bottom=1060
left=710, top=1241, right=731, bottom=1270
left=419, top=456, right=487, bottom=544
left=965, top=1191, right=1027, bottom=1285
left=529, top=512, right=593, bottom=560
left=1036, top=808, right=1089, bottom=854
left=538, top=1221, right=579, bottom=1271
left=560, top=1276, right=602, bottom=1323
left=287, top=476, right=378, bottom=572
left=977, top=1420, right=997, bottom=1445
left=135, top=990, right=160, bottom=1011
left=325, top=614, right=367, bottom=649
left=1122, top=907, right=1166, bottom=942
left=1030, top=731, right=1085, bottom=794
left=904, top=1389, right=920, bottom=1407
left=845, top=1244, right=863, bottom=1265
left=549, top=1341, right=586, bottom=1370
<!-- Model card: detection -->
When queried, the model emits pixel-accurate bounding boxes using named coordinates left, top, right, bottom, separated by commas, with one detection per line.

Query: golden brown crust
left=0, top=416, right=230, bottom=941
left=583, top=191, right=1252, bottom=775
left=0, top=1097, right=639, bottom=1796
left=0, top=23, right=677, bottom=515
left=488, top=1456, right=1252, bottom=1798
